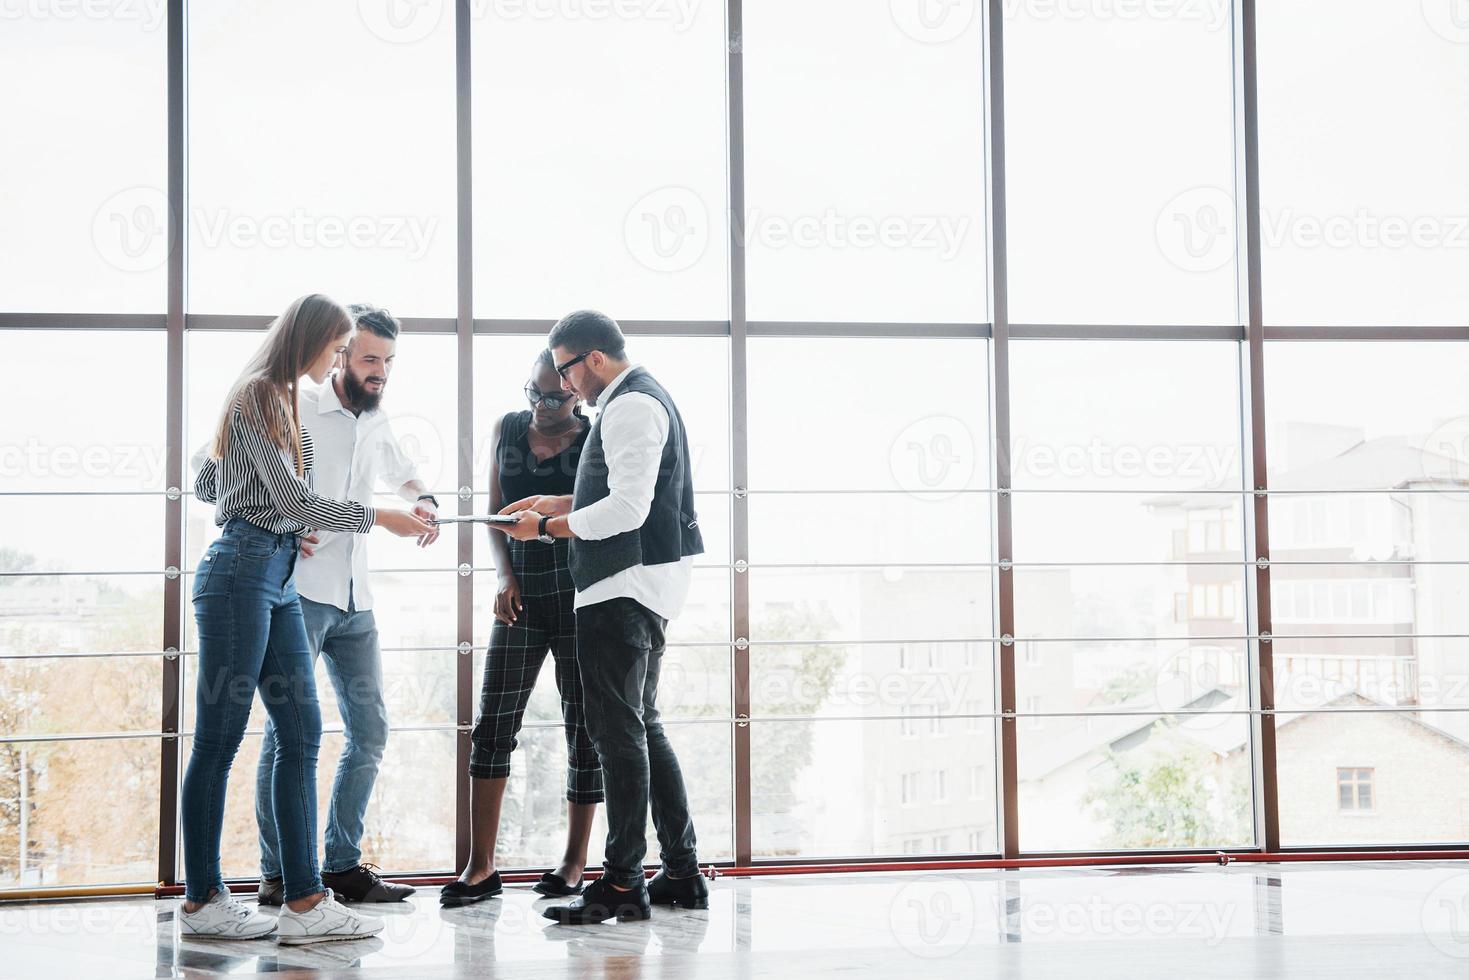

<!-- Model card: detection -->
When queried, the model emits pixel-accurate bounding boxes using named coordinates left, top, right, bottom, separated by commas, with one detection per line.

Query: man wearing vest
left=496, top=310, right=708, bottom=924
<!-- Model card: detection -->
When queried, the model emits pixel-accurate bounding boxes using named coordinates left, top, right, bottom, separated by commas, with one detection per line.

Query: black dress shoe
left=542, top=877, right=651, bottom=924
left=321, top=863, right=417, bottom=902
left=440, top=871, right=503, bottom=907
left=647, top=869, right=709, bottom=910
left=258, top=876, right=284, bottom=907
left=533, top=871, right=584, bottom=897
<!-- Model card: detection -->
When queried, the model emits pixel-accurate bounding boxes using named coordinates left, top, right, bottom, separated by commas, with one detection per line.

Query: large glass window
left=0, top=17, right=166, bottom=313
left=1258, top=2, right=1469, bottom=325
left=1004, top=1, right=1237, bottom=324
left=12, top=2, right=1469, bottom=891
left=471, top=5, right=728, bottom=320
left=188, top=2, right=457, bottom=315
left=1009, top=340, right=1251, bottom=851
left=743, top=0, right=987, bottom=322
left=1266, top=342, right=1469, bottom=844
left=746, top=337, right=997, bottom=857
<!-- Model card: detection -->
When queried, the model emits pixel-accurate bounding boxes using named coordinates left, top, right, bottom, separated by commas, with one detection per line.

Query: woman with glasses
left=441, top=350, right=602, bottom=906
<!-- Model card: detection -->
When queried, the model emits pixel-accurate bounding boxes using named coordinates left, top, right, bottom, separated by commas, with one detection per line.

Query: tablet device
left=431, top=514, right=520, bottom=526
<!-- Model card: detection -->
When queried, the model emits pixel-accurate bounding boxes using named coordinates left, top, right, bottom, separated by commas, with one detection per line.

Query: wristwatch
left=415, top=494, right=440, bottom=510
left=536, top=515, right=556, bottom=545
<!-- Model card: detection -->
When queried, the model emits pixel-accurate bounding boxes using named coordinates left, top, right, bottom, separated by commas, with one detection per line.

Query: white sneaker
left=178, top=889, right=277, bottom=940
left=276, top=888, right=386, bottom=946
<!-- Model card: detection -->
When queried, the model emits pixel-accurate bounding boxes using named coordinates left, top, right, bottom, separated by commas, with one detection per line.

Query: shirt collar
left=316, top=376, right=376, bottom=419
left=596, top=363, right=640, bottom=406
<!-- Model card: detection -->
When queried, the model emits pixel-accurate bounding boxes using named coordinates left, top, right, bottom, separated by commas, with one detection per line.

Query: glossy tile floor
left=8, top=861, right=1469, bottom=978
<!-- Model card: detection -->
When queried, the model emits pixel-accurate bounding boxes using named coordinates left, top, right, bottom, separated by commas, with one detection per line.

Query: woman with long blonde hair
left=180, top=294, right=433, bottom=944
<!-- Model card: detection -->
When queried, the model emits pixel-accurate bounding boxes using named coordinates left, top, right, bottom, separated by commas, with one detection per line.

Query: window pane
left=1, top=575, right=163, bottom=659
left=1010, top=340, right=1243, bottom=492
left=0, top=18, right=165, bottom=312
left=1266, top=341, right=1469, bottom=788
left=750, top=641, right=993, bottom=723
left=471, top=7, right=727, bottom=319
left=744, top=1, right=986, bottom=321
left=188, top=4, right=456, bottom=315
left=750, top=568, right=991, bottom=644
left=1258, top=2, right=1469, bottom=325
left=1010, top=341, right=1246, bottom=641
left=2, top=737, right=160, bottom=888
left=1020, top=713, right=1253, bottom=851
left=1, top=331, right=166, bottom=492
left=751, top=719, right=997, bottom=858
left=0, top=656, right=161, bottom=738
left=1017, top=640, right=1249, bottom=721
left=751, top=492, right=989, bottom=566
left=1004, top=3, right=1236, bottom=324
left=748, top=338, right=990, bottom=490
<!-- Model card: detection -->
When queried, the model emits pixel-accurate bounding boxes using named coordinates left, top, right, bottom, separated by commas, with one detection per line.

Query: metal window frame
left=7, top=0, right=1469, bottom=897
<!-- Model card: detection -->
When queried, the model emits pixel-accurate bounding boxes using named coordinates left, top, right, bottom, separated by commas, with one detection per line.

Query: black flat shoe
left=647, top=869, right=709, bottom=910
left=440, top=871, right=503, bottom=907
left=533, top=872, right=584, bottom=897
left=542, top=877, right=651, bottom=924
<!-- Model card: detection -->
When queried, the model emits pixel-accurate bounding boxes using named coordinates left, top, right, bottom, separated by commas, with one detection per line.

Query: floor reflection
left=11, top=861, right=1469, bottom=978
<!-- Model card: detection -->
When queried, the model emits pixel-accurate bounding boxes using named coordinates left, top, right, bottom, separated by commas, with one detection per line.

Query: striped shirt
left=192, top=394, right=376, bottom=536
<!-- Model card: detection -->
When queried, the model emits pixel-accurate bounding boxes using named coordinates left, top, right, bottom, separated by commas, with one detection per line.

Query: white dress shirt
left=565, top=364, right=694, bottom=621
left=293, top=378, right=423, bottom=612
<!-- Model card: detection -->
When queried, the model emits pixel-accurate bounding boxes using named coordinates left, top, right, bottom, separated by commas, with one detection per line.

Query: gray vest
left=569, top=368, right=705, bottom=591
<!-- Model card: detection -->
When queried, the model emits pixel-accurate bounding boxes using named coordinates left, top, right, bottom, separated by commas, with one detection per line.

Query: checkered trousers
left=468, top=536, right=603, bottom=804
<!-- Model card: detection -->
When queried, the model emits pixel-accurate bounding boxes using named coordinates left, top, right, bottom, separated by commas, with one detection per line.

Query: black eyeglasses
left=554, top=349, right=598, bottom=379
left=524, top=383, right=570, bottom=410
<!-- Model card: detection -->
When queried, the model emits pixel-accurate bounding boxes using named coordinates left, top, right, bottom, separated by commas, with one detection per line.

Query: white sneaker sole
left=276, top=923, right=385, bottom=946
left=180, top=926, right=278, bottom=941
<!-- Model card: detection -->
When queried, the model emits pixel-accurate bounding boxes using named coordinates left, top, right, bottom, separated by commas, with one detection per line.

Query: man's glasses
left=554, top=349, right=598, bottom=379
left=524, top=383, right=571, bottom=410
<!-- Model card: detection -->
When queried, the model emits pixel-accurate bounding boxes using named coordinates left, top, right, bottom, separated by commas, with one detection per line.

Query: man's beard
left=340, top=367, right=385, bottom=412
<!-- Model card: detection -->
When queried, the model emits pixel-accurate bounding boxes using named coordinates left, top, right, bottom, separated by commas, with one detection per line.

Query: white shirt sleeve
left=566, top=392, right=669, bottom=542
left=376, top=417, right=422, bottom=496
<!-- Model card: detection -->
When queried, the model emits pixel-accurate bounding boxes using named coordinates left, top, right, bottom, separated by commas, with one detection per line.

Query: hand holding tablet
left=431, top=514, right=520, bottom=526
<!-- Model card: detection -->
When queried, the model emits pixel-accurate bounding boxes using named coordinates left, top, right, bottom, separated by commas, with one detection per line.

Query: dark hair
left=547, top=309, right=626, bottom=361
left=348, top=303, right=400, bottom=341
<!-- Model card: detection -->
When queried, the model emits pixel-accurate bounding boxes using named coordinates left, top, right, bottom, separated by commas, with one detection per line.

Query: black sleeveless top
left=495, top=410, right=589, bottom=506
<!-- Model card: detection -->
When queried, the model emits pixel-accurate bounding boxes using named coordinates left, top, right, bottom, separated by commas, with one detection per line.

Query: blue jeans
left=255, top=593, right=388, bottom=878
left=182, top=518, right=324, bottom=904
